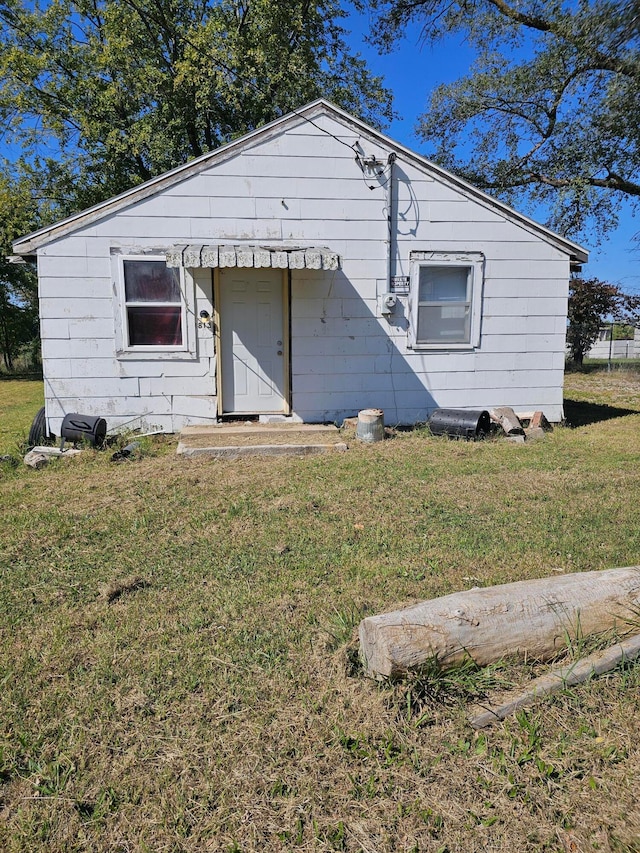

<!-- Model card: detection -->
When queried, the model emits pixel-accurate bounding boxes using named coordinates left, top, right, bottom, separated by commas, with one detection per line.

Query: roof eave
left=12, top=97, right=589, bottom=264
left=315, top=102, right=589, bottom=263
left=12, top=99, right=333, bottom=255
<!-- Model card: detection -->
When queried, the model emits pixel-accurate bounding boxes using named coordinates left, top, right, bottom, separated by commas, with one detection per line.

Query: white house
left=13, top=99, right=588, bottom=436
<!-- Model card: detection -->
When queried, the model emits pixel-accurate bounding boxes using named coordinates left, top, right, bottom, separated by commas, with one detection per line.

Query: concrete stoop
left=176, top=423, right=348, bottom=458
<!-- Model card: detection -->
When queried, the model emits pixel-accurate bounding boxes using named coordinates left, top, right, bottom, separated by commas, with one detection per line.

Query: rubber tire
left=28, top=407, right=54, bottom=447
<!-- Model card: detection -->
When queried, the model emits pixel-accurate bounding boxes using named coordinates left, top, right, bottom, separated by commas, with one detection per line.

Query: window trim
left=113, top=252, right=197, bottom=359
left=408, top=251, right=484, bottom=350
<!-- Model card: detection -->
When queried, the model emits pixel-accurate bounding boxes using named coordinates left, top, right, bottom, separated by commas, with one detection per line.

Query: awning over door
left=166, top=244, right=340, bottom=271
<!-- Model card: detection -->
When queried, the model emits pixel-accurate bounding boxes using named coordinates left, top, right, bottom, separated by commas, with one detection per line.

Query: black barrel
left=60, top=413, right=107, bottom=446
left=428, top=408, right=491, bottom=440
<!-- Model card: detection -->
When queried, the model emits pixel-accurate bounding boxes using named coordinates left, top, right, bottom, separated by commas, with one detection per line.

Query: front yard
left=1, top=370, right=640, bottom=852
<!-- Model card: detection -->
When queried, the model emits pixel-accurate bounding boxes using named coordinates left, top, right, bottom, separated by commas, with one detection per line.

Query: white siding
left=37, top=111, right=573, bottom=433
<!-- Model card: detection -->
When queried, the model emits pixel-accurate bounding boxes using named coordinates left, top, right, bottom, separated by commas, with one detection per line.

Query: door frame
left=213, top=267, right=291, bottom=417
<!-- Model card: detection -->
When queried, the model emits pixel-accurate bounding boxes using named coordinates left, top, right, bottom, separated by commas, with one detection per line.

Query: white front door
left=218, top=268, right=287, bottom=414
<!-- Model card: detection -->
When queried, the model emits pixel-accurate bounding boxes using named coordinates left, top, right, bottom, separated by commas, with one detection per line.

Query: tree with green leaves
left=0, top=174, right=39, bottom=372
left=0, top=0, right=393, bottom=216
left=0, top=0, right=393, bottom=372
left=566, top=277, right=623, bottom=367
left=612, top=323, right=635, bottom=340
left=367, top=0, right=640, bottom=240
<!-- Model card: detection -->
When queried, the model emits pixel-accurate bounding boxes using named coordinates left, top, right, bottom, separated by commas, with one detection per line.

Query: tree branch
left=480, top=170, right=640, bottom=197
left=486, top=0, right=551, bottom=32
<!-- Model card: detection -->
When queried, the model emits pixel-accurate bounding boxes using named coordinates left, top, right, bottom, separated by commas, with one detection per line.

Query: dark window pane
left=124, top=260, right=181, bottom=302
left=127, top=306, right=183, bottom=346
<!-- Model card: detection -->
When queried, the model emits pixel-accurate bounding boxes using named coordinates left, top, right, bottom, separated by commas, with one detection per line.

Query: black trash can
left=61, top=413, right=107, bottom=447
left=427, top=408, right=491, bottom=440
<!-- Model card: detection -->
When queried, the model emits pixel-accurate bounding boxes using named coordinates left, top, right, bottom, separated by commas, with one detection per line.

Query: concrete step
left=177, top=422, right=348, bottom=458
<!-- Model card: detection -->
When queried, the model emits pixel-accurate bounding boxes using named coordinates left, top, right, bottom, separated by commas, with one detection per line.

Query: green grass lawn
left=0, top=379, right=43, bottom=455
left=1, top=373, right=640, bottom=852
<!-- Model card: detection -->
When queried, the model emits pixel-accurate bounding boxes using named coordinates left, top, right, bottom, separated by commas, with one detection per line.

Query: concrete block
left=524, top=427, right=546, bottom=441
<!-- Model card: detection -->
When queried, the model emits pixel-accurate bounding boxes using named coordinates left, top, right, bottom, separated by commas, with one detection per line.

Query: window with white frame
left=121, top=257, right=185, bottom=348
left=409, top=253, right=484, bottom=349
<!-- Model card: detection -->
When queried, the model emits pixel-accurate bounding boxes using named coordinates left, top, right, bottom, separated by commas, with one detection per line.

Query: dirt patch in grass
left=98, top=575, right=150, bottom=603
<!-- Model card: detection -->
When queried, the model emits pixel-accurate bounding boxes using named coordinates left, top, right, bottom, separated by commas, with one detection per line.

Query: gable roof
left=13, top=99, right=588, bottom=263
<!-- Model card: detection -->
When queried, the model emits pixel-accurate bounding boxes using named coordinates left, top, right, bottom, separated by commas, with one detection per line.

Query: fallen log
left=359, top=567, right=640, bottom=680
left=469, top=632, right=640, bottom=728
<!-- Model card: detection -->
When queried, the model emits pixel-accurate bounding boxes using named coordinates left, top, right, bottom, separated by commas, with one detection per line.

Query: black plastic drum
left=60, top=413, right=107, bottom=446
left=428, top=408, right=491, bottom=440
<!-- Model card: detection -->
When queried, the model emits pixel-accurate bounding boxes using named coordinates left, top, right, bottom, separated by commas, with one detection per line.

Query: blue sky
left=345, top=8, right=640, bottom=293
